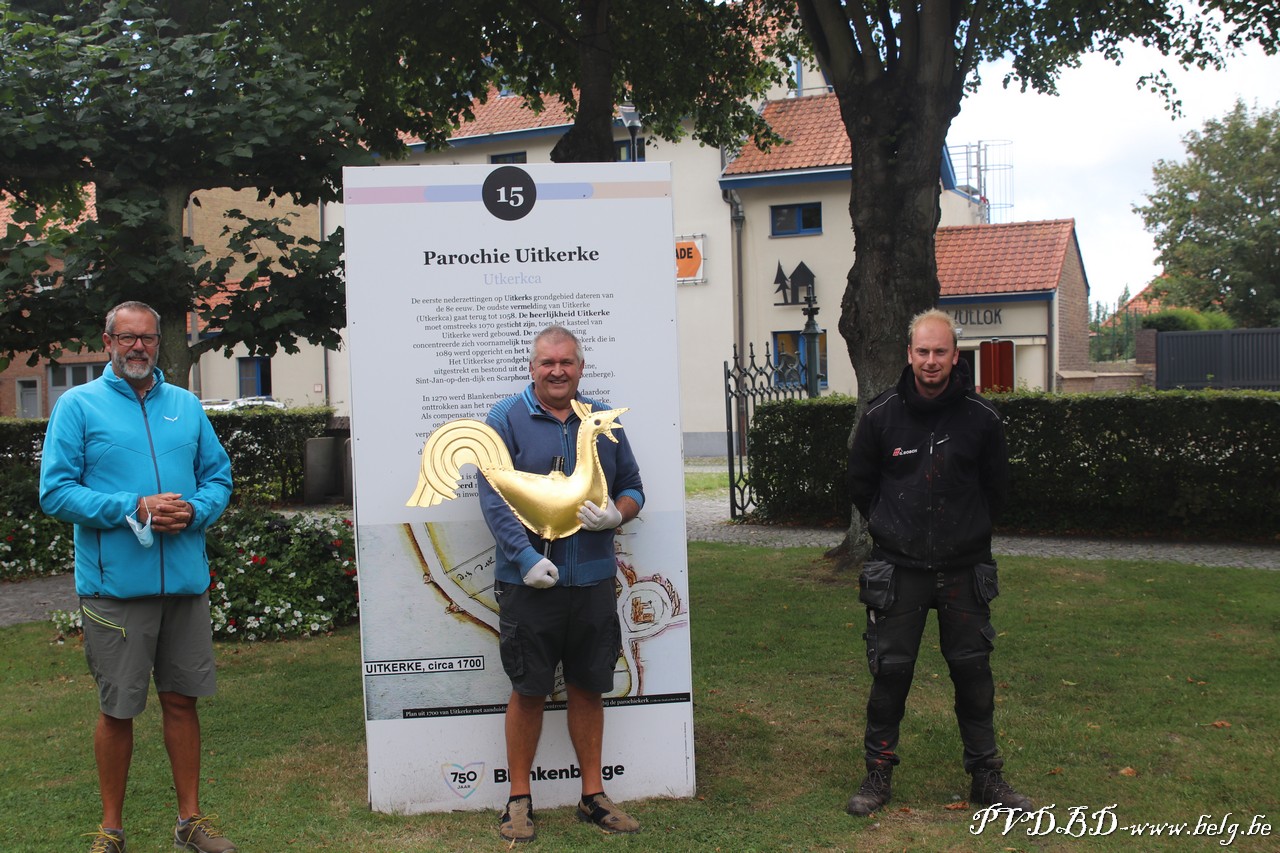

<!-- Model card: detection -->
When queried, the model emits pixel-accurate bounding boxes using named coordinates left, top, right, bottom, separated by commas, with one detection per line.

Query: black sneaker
left=970, top=766, right=1033, bottom=811
left=846, top=763, right=893, bottom=816
left=499, top=797, right=536, bottom=843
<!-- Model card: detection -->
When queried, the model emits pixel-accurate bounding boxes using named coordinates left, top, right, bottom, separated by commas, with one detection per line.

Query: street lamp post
left=800, top=280, right=822, bottom=398
left=618, top=102, right=641, bottom=162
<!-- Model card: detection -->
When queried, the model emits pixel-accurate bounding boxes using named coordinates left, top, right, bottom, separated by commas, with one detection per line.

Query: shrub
left=204, top=509, right=358, bottom=640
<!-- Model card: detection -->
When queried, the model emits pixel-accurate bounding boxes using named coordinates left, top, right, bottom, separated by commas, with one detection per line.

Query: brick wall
left=1056, top=242, right=1091, bottom=372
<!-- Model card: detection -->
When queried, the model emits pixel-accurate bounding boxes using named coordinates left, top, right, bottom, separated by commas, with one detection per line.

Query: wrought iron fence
left=723, top=342, right=808, bottom=518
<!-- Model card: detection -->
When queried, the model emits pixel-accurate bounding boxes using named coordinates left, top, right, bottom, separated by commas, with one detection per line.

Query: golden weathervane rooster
left=406, top=399, right=629, bottom=542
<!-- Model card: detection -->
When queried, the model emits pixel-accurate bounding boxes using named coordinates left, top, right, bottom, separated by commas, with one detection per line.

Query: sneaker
left=86, top=827, right=125, bottom=853
left=174, top=813, right=237, bottom=853
left=846, top=763, right=893, bottom=816
left=577, top=793, right=640, bottom=834
left=499, top=797, right=536, bottom=843
left=970, top=766, right=1033, bottom=811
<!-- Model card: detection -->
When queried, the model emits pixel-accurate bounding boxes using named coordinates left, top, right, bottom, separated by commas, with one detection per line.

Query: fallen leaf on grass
left=944, top=802, right=970, bottom=810
left=1047, top=767, right=1063, bottom=775
left=1061, top=679, right=1077, bottom=686
left=1119, top=767, right=1138, bottom=777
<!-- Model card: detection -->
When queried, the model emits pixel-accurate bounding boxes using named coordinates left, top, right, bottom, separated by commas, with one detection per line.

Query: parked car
left=201, top=396, right=285, bottom=412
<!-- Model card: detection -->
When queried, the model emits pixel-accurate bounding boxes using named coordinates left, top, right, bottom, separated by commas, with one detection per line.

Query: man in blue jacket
left=40, top=301, right=235, bottom=853
left=844, top=309, right=1031, bottom=818
left=479, top=325, right=643, bottom=843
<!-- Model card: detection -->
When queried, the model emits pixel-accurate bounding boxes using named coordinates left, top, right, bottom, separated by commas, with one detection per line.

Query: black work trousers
left=859, top=561, right=1000, bottom=773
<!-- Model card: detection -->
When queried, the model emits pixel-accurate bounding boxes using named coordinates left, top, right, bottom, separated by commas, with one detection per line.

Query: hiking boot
left=86, top=827, right=125, bottom=853
left=577, top=793, right=640, bottom=834
left=499, top=797, right=536, bottom=843
left=846, top=763, right=893, bottom=816
left=970, top=763, right=1033, bottom=811
left=174, top=813, right=237, bottom=852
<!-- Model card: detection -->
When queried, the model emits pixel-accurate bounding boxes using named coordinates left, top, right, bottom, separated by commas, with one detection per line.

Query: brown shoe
left=499, top=797, right=536, bottom=843
left=577, top=793, right=640, bottom=834
left=846, top=763, right=893, bottom=816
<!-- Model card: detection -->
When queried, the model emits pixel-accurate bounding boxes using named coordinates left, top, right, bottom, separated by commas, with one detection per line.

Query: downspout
left=727, top=189, right=745, bottom=356
left=1046, top=295, right=1056, bottom=391
left=320, top=199, right=331, bottom=407
left=186, top=199, right=202, bottom=397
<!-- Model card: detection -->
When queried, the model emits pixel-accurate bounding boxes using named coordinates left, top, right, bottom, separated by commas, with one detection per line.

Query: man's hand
left=139, top=492, right=192, bottom=533
left=577, top=499, right=623, bottom=532
left=523, top=558, right=560, bottom=589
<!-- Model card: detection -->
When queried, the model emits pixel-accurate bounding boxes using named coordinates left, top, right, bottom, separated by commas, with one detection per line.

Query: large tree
left=1137, top=99, right=1280, bottom=327
left=770, top=0, right=1277, bottom=561
left=0, top=0, right=371, bottom=385
left=275, top=0, right=787, bottom=163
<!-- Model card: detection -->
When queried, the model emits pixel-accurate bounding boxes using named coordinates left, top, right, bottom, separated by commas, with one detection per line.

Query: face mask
left=127, top=502, right=155, bottom=548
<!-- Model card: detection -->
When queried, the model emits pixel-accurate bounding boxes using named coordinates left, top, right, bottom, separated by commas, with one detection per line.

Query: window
left=770, top=203, right=821, bottom=236
left=17, top=379, right=39, bottom=418
left=614, top=137, right=646, bottom=162
left=48, top=362, right=106, bottom=408
left=772, top=330, right=828, bottom=389
left=238, top=357, right=272, bottom=398
left=490, top=151, right=527, bottom=164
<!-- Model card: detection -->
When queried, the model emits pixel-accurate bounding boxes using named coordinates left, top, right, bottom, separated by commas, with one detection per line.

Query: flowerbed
left=205, top=509, right=359, bottom=640
left=0, top=511, right=75, bottom=581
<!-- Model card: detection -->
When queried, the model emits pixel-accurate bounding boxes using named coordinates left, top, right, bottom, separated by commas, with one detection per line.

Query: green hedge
left=747, top=390, right=1280, bottom=541
left=205, top=407, right=332, bottom=505
left=1, top=407, right=332, bottom=510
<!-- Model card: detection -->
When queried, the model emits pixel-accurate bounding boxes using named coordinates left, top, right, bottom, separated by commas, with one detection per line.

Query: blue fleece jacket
left=39, top=364, right=233, bottom=599
left=478, top=384, right=643, bottom=586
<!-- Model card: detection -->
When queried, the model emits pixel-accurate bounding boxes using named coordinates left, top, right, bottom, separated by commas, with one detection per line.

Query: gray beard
left=115, top=354, right=153, bottom=382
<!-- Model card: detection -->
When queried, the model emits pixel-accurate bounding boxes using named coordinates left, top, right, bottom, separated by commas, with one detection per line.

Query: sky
left=946, top=43, right=1280, bottom=312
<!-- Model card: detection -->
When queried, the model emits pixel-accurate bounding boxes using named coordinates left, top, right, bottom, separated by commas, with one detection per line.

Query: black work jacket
left=847, top=361, right=1009, bottom=571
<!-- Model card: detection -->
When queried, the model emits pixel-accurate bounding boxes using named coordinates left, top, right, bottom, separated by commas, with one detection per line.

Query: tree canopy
left=271, top=0, right=788, bottom=163
left=1138, top=99, right=1280, bottom=328
left=0, top=0, right=371, bottom=383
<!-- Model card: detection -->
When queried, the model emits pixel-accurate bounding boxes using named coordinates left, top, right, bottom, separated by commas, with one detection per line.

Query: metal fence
left=1156, top=328, right=1280, bottom=390
left=723, top=342, right=808, bottom=518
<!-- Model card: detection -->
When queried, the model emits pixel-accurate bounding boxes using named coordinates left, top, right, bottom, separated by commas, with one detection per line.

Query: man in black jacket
left=844, top=309, right=1031, bottom=817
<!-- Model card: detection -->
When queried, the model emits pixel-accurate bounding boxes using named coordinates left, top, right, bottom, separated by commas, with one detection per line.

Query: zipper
left=82, top=605, right=126, bottom=640
left=561, top=420, right=576, bottom=584
left=926, top=432, right=936, bottom=569
left=139, top=394, right=167, bottom=594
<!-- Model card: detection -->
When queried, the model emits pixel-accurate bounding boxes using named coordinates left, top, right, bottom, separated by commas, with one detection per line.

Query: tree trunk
left=549, top=0, right=617, bottom=164
left=828, top=73, right=958, bottom=568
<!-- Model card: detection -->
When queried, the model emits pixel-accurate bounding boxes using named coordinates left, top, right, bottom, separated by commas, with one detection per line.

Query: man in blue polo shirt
left=478, top=324, right=643, bottom=843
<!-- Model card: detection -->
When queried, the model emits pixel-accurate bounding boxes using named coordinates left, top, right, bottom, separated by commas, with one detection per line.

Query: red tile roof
left=936, top=219, right=1077, bottom=296
left=723, top=93, right=848, bottom=176
left=401, top=90, right=574, bottom=147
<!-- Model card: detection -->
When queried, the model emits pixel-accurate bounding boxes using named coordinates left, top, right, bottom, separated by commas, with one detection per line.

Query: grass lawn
left=2, top=544, right=1276, bottom=851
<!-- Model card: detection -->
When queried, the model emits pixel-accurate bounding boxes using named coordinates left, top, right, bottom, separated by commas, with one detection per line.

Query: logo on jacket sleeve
left=892, top=447, right=918, bottom=457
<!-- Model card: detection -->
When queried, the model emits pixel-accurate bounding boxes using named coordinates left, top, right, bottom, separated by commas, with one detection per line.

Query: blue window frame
left=770, top=203, right=822, bottom=236
left=238, top=357, right=272, bottom=398
left=489, top=151, right=527, bottom=164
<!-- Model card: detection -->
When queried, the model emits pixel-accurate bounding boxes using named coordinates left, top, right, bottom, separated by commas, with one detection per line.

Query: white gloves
left=523, top=558, right=560, bottom=589
left=577, top=499, right=623, bottom=531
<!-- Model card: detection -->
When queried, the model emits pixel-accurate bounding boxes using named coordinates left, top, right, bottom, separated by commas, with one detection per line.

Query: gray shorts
left=81, top=594, right=217, bottom=719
